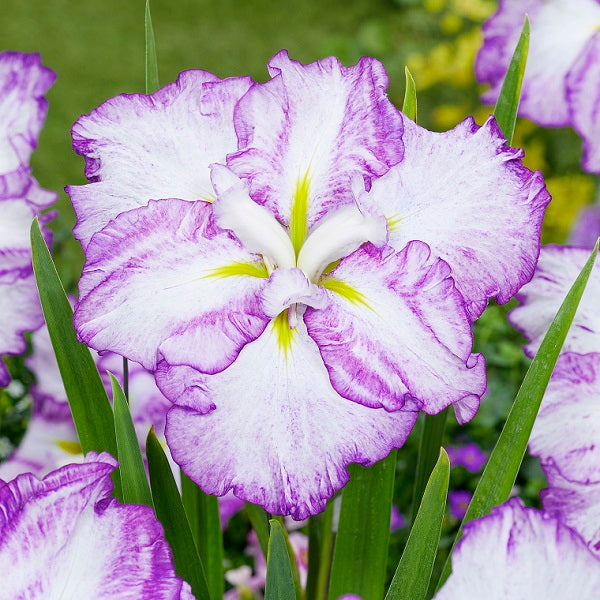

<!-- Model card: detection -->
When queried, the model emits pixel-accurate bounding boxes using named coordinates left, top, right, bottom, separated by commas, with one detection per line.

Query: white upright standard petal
left=476, top=0, right=600, bottom=127
left=67, top=72, right=252, bottom=248
left=509, top=246, right=600, bottom=357
left=0, top=453, right=191, bottom=599
left=364, top=116, right=550, bottom=320
left=530, top=352, right=600, bottom=485
left=75, top=199, right=270, bottom=374
left=159, top=319, right=418, bottom=520
left=434, top=498, right=600, bottom=600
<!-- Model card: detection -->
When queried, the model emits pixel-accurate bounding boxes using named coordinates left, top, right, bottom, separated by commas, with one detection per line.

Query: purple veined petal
left=363, top=115, right=550, bottom=321
left=0, top=198, right=38, bottom=276
left=67, top=71, right=252, bottom=249
left=434, top=498, right=600, bottom=599
left=0, top=52, right=55, bottom=198
left=509, top=245, right=600, bottom=357
left=530, top=352, right=600, bottom=485
left=304, top=241, right=486, bottom=421
left=227, top=50, right=404, bottom=229
left=569, top=204, right=600, bottom=248
left=566, top=32, right=600, bottom=174
left=542, top=462, right=600, bottom=559
left=158, top=320, right=418, bottom=520
left=0, top=453, right=191, bottom=599
left=75, top=198, right=271, bottom=372
left=475, top=0, right=600, bottom=127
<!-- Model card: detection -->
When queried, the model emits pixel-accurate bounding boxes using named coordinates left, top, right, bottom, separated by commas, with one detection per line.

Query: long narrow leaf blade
left=264, top=520, right=297, bottom=600
left=181, top=473, right=224, bottom=600
left=245, top=501, right=270, bottom=558
left=146, top=429, right=210, bottom=599
left=30, top=219, right=120, bottom=495
left=112, top=374, right=153, bottom=507
left=493, top=16, right=530, bottom=144
left=145, top=0, right=159, bottom=94
left=328, top=451, right=397, bottom=600
left=402, top=66, right=417, bottom=121
left=386, top=449, right=449, bottom=600
left=437, top=241, right=599, bottom=590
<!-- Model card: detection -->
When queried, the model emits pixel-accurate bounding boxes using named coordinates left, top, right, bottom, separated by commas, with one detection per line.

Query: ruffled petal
left=159, top=320, right=418, bottom=520
left=530, top=352, right=600, bottom=484
left=434, top=498, right=600, bottom=599
left=228, top=50, right=403, bottom=229
left=67, top=71, right=252, bottom=248
left=364, top=116, right=550, bottom=320
left=0, top=454, right=190, bottom=599
left=0, top=198, right=38, bottom=276
left=75, top=198, right=270, bottom=372
left=0, top=52, right=55, bottom=196
left=509, top=246, right=600, bottom=357
left=542, top=463, right=600, bottom=559
left=304, top=241, right=486, bottom=420
left=566, top=32, right=600, bottom=174
left=476, top=0, right=600, bottom=127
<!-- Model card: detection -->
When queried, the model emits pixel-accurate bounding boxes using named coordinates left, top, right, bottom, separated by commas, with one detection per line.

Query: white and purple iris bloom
left=0, top=453, right=193, bottom=599
left=0, top=51, right=56, bottom=386
left=476, top=0, right=600, bottom=174
left=67, top=51, right=549, bottom=518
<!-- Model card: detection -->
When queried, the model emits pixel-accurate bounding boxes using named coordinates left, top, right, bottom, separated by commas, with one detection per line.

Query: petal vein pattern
left=159, top=321, right=418, bottom=520
left=67, top=71, right=252, bottom=248
left=305, top=241, right=486, bottom=417
left=364, top=116, right=550, bottom=320
left=228, top=50, right=404, bottom=229
left=75, top=199, right=270, bottom=373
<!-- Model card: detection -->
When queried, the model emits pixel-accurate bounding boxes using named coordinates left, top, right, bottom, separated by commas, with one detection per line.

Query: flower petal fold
left=434, top=498, right=600, bottom=599
left=530, top=352, right=600, bottom=485
left=509, top=246, right=600, bottom=357
left=363, top=116, right=550, bottom=320
left=475, top=0, right=600, bottom=127
left=228, top=50, right=404, bottom=229
left=0, top=453, right=190, bottom=599
left=75, top=198, right=270, bottom=372
left=159, top=320, right=418, bottom=520
left=305, top=241, right=486, bottom=419
left=67, top=71, right=252, bottom=248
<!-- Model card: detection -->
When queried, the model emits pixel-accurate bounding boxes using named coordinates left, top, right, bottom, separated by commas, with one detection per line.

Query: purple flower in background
left=476, top=0, right=600, bottom=173
left=390, top=504, right=406, bottom=531
left=0, top=453, right=193, bottom=599
left=569, top=205, right=600, bottom=249
left=448, top=490, right=472, bottom=520
left=446, top=442, right=487, bottom=473
left=434, top=498, right=600, bottom=599
left=68, top=51, right=548, bottom=518
left=0, top=51, right=57, bottom=386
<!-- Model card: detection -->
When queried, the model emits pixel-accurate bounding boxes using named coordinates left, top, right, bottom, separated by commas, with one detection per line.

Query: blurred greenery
left=2, top=0, right=598, bottom=594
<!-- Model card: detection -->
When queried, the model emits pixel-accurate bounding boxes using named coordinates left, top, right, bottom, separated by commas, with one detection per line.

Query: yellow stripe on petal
left=387, top=214, right=403, bottom=232
left=57, top=440, right=83, bottom=455
left=320, top=277, right=372, bottom=310
left=272, top=310, right=295, bottom=356
left=206, top=262, right=269, bottom=279
left=290, top=170, right=311, bottom=256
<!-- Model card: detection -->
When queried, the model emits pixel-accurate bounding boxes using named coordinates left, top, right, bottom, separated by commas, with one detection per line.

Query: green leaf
left=264, top=520, right=297, bottom=600
left=385, top=449, right=449, bottom=600
left=145, top=0, right=159, bottom=94
left=146, top=428, right=210, bottom=600
left=181, top=473, right=224, bottom=600
left=402, top=66, right=417, bottom=121
left=493, top=16, right=530, bottom=144
left=111, top=374, right=153, bottom=507
left=328, top=451, right=397, bottom=600
left=306, top=501, right=334, bottom=600
left=436, top=240, right=599, bottom=591
left=245, top=501, right=270, bottom=558
left=30, top=218, right=121, bottom=498
left=410, top=409, right=448, bottom=524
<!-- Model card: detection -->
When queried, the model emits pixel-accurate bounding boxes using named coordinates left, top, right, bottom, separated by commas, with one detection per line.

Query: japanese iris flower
left=0, top=453, right=193, bottom=599
left=67, top=51, right=549, bottom=518
left=434, top=498, right=600, bottom=599
left=0, top=51, right=57, bottom=386
left=476, top=0, right=600, bottom=173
